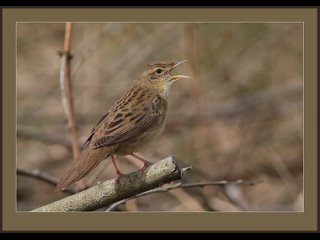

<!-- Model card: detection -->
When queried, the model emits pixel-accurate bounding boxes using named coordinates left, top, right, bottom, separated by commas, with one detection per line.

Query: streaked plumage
left=55, top=60, right=189, bottom=191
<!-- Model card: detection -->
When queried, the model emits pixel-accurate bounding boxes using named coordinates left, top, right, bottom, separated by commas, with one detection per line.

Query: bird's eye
left=155, top=68, right=163, bottom=74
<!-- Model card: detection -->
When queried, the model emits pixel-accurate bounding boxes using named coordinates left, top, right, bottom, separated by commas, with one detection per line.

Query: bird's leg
left=111, top=155, right=124, bottom=181
left=130, top=153, right=153, bottom=174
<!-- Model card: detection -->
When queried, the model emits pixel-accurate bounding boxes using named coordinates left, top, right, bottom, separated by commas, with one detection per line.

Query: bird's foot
left=139, top=162, right=153, bottom=176
left=111, top=155, right=124, bottom=185
left=130, top=153, right=153, bottom=176
left=115, top=172, right=124, bottom=186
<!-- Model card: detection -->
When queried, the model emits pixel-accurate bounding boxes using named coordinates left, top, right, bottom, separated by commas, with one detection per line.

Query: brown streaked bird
left=55, top=60, right=190, bottom=191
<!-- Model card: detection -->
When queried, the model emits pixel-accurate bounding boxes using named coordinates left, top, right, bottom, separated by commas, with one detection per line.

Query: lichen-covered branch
left=32, top=156, right=188, bottom=212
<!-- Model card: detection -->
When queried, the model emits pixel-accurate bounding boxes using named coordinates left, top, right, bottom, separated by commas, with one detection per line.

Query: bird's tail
left=55, top=146, right=109, bottom=191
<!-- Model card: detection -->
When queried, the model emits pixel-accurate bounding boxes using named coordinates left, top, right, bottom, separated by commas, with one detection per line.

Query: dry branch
left=59, top=22, right=81, bottom=163
left=17, top=168, right=77, bottom=195
left=124, top=155, right=206, bottom=211
left=58, top=22, right=85, bottom=189
left=106, top=179, right=261, bottom=211
left=32, top=156, right=188, bottom=212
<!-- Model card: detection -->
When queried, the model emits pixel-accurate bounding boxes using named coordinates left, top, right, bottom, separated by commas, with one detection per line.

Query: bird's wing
left=83, top=86, right=140, bottom=147
left=93, top=94, right=166, bottom=149
left=83, top=111, right=110, bottom=147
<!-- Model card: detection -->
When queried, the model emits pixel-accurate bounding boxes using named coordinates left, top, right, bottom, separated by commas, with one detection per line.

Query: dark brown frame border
left=3, top=8, right=317, bottom=231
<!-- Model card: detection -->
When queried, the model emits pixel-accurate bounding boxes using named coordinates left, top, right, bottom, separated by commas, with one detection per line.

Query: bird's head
left=134, top=60, right=191, bottom=98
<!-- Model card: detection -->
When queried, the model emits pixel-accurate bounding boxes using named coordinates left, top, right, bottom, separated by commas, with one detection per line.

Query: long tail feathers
left=55, top=147, right=109, bottom=191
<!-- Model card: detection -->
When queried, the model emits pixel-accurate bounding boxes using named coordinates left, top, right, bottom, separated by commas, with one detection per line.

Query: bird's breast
left=115, top=114, right=167, bottom=155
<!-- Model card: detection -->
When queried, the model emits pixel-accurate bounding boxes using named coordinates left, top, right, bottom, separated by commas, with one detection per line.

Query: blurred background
left=17, top=23, right=303, bottom=211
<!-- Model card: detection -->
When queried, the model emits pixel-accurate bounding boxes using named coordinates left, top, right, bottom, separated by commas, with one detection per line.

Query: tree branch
left=31, top=156, right=189, bottom=212
left=58, top=22, right=85, bottom=189
left=106, top=179, right=261, bottom=211
left=17, top=168, right=77, bottom=195
left=59, top=22, right=81, bottom=163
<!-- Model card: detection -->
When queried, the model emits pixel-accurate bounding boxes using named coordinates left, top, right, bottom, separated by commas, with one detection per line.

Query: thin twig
left=60, top=22, right=81, bottom=163
left=17, top=168, right=77, bottom=195
left=64, top=23, right=73, bottom=55
left=106, top=179, right=262, bottom=211
left=59, top=22, right=85, bottom=188
left=59, top=53, right=68, bottom=118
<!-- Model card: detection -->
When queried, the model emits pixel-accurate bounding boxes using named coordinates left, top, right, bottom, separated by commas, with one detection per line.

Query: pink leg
left=111, top=155, right=123, bottom=177
left=130, top=153, right=153, bottom=174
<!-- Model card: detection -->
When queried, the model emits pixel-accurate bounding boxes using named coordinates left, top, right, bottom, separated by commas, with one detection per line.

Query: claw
left=115, top=174, right=122, bottom=185
left=139, top=162, right=152, bottom=176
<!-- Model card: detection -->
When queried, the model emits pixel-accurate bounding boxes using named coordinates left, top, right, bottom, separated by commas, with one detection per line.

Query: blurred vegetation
left=17, top=22, right=303, bottom=211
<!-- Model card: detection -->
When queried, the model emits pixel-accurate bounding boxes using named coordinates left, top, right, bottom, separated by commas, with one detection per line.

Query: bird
left=55, top=60, right=190, bottom=191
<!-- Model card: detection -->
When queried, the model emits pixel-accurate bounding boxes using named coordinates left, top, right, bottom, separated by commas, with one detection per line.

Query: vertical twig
left=62, top=22, right=80, bottom=162
left=59, top=22, right=85, bottom=188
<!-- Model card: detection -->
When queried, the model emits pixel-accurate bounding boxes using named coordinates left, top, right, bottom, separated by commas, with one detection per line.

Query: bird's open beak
left=170, top=60, right=191, bottom=81
left=173, top=59, right=188, bottom=68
